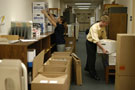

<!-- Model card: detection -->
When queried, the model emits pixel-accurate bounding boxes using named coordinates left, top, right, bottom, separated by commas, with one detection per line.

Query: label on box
left=119, top=66, right=125, bottom=70
left=40, top=80, right=48, bottom=83
left=49, top=80, right=58, bottom=84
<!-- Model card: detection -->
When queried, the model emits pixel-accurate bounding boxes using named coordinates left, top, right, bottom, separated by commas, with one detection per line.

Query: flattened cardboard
left=116, top=34, right=135, bottom=76
left=33, top=50, right=45, bottom=79
left=71, top=53, right=82, bottom=85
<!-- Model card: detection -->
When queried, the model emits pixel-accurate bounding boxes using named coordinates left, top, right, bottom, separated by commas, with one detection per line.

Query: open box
left=45, top=60, right=68, bottom=66
left=39, top=65, right=68, bottom=74
left=52, top=52, right=71, bottom=56
left=32, top=74, right=69, bottom=90
left=32, top=50, right=70, bottom=90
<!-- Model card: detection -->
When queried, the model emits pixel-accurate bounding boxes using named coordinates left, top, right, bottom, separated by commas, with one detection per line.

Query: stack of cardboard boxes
left=97, top=39, right=116, bottom=65
left=33, top=2, right=48, bottom=33
left=115, top=34, right=135, bottom=90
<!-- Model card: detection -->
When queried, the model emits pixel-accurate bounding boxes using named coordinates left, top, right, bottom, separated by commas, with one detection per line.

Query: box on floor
left=65, top=46, right=75, bottom=53
left=115, top=75, right=135, bottom=90
left=116, top=34, right=135, bottom=76
left=31, top=50, right=70, bottom=90
left=49, top=55, right=73, bottom=86
left=32, top=74, right=68, bottom=90
left=52, top=52, right=71, bottom=56
left=65, top=37, right=76, bottom=48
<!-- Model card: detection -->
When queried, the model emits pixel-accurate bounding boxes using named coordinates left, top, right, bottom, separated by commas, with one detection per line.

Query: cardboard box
left=32, top=50, right=70, bottom=90
left=109, top=53, right=116, bottom=65
left=48, top=55, right=72, bottom=88
left=64, top=37, right=76, bottom=53
left=45, top=60, right=68, bottom=66
left=52, top=52, right=71, bottom=56
left=32, top=74, right=68, bottom=90
left=97, top=39, right=116, bottom=54
left=33, top=13, right=45, bottom=23
left=33, top=2, right=45, bottom=13
left=115, top=75, right=135, bottom=90
left=65, top=46, right=75, bottom=53
left=71, top=53, right=82, bottom=85
left=116, top=34, right=135, bottom=76
left=39, top=65, right=68, bottom=75
left=65, top=37, right=76, bottom=47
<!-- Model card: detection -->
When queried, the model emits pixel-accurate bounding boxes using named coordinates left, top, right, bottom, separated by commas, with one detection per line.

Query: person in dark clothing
left=85, top=15, right=110, bottom=80
left=41, top=10, right=66, bottom=52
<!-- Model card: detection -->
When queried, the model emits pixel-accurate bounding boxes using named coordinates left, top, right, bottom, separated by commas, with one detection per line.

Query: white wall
left=0, top=0, right=34, bottom=35
left=103, top=0, right=114, bottom=4
left=47, top=0, right=60, bottom=8
left=95, top=5, right=102, bottom=21
left=0, top=0, right=61, bottom=34
left=116, top=0, right=133, bottom=34
left=60, top=0, right=66, bottom=15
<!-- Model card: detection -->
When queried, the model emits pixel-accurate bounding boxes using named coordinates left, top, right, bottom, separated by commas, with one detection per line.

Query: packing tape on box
left=40, top=80, right=48, bottom=83
left=49, top=80, right=58, bottom=84
left=0, top=60, right=2, bottom=63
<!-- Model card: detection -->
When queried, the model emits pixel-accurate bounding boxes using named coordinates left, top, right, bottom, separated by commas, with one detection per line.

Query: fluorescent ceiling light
left=77, top=6, right=90, bottom=8
left=78, top=8, right=89, bottom=9
left=75, top=3, right=91, bottom=5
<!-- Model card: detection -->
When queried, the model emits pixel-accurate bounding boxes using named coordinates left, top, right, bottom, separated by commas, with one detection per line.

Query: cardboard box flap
left=71, top=53, right=80, bottom=60
left=33, top=50, right=45, bottom=79
left=71, top=53, right=82, bottom=85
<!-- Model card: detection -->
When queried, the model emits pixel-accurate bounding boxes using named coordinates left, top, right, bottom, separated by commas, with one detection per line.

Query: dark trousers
left=85, top=40, right=97, bottom=74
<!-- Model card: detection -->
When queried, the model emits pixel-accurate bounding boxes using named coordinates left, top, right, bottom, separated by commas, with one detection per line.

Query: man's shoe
left=84, top=67, right=89, bottom=72
left=89, top=71, right=100, bottom=80
left=93, top=75, right=100, bottom=80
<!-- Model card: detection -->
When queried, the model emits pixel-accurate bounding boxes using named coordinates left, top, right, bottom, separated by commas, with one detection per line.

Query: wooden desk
left=0, top=32, right=56, bottom=67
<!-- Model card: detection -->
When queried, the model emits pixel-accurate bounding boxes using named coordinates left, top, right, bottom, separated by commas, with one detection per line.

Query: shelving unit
left=0, top=32, right=55, bottom=67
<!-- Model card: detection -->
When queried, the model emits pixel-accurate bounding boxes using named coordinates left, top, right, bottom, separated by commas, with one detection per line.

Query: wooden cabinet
left=108, top=13, right=127, bottom=40
left=107, top=7, right=127, bottom=40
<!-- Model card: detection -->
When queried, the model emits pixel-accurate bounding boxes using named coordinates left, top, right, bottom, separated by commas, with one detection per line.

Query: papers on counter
left=20, top=39, right=38, bottom=42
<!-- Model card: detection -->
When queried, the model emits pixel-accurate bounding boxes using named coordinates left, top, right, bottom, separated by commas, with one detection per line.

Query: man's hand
left=102, top=48, right=108, bottom=54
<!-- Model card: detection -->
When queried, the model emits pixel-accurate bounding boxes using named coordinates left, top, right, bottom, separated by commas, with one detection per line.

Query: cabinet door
left=108, top=13, right=127, bottom=40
